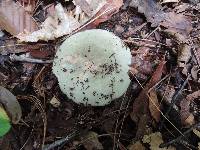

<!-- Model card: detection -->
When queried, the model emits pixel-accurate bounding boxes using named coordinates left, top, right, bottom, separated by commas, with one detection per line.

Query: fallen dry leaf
left=18, top=0, right=37, bottom=13
left=81, top=131, right=103, bottom=150
left=129, top=0, right=192, bottom=71
left=149, top=90, right=160, bottom=122
left=74, top=0, right=107, bottom=17
left=130, top=60, right=166, bottom=137
left=17, top=0, right=123, bottom=42
left=50, top=96, right=60, bottom=108
left=17, top=3, right=80, bottom=42
left=142, top=132, right=176, bottom=150
left=0, top=0, right=38, bottom=35
left=129, top=0, right=192, bottom=34
left=86, top=0, right=123, bottom=28
left=158, top=85, right=175, bottom=104
left=180, top=90, right=200, bottom=125
left=128, top=141, right=145, bottom=150
left=193, top=129, right=200, bottom=138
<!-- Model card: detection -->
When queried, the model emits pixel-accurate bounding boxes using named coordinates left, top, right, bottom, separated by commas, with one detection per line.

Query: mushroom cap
left=53, top=29, right=131, bottom=106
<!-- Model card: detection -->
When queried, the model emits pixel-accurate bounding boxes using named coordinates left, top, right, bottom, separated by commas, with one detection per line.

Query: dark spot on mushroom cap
left=70, top=87, right=74, bottom=90
left=62, top=68, right=67, bottom=72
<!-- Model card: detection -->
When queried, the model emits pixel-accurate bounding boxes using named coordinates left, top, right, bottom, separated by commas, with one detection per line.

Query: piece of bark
left=0, top=0, right=38, bottom=35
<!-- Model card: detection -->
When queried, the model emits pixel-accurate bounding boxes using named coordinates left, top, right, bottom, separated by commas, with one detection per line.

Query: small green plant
left=0, top=105, right=11, bottom=137
left=0, top=86, right=22, bottom=137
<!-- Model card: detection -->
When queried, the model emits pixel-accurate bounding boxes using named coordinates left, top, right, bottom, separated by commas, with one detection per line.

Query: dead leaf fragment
left=81, top=131, right=103, bottom=150
left=131, top=60, right=165, bottom=137
left=128, top=141, right=145, bottom=150
left=74, top=0, right=107, bottom=17
left=0, top=0, right=38, bottom=35
left=180, top=90, right=200, bottom=125
left=50, top=96, right=60, bottom=108
left=85, top=0, right=123, bottom=28
left=17, top=3, right=80, bottom=42
left=17, top=0, right=123, bottom=42
left=149, top=90, right=160, bottom=122
left=193, top=129, right=200, bottom=138
left=142, top=132, right=176, bottom=150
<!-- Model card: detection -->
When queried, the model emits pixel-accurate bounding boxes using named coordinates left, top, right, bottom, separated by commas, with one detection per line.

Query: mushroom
left=53, top=29, right=131, bottom=106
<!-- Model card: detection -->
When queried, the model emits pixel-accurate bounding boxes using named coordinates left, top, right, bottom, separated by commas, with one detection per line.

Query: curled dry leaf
left=86, top=0, right=123, bottom=28
left=17, top=0, right=123, bottom=42
left=180, top=90, right=200, bottom=125
left=0, top=0, right=38, bottom=35
left=17, top=3, right=80, bottom=42
left=0, top=86, right=22, bottom=124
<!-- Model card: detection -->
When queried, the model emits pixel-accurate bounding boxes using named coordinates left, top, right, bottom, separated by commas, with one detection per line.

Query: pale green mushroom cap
left=53, top=29, right=131, bottom=106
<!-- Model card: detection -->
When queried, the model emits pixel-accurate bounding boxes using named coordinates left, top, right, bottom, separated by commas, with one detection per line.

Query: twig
left=160, top=74, right=191, bottom=129
left=178, top=140, right=199, bottom=150
left=160, top=122, right=200, bottom=148
left=10, top=54, right=53, bottom=63
left=43, top=130, right=79, bottom=150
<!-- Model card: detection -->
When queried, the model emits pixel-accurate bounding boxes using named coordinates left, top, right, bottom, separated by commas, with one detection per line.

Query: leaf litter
left=0, top=0, right=200, bottom=149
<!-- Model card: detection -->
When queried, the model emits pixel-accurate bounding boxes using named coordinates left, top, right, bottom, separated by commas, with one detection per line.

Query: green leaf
left=0, top=106, right=11, bottom=137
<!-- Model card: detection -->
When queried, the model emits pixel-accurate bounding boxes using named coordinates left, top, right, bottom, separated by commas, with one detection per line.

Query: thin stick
left=43, top=130, right=79, bottom=150
left=160, top=122, right=200, bottom=148
left=10, top=54, right=53, bottom=63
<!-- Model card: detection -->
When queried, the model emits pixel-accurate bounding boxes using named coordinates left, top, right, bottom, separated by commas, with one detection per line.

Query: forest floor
left=0, top=0, right=200, bottom=150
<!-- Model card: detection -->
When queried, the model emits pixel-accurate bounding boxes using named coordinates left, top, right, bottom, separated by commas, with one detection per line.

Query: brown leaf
left=129, top=0, right=192, bottom=35
left=0, top=0, right=38, bottom=35
left=128, top=141, right=145, bottom=150
left=81, top=132, right=103, bottom=150
left=142, top=132, right=176, bottom=150
left=17, top=3, right=80, bottom=42
left=180, top=90, right=200, bottom=125
left=130, top=60, right=165, bottom=137
left=74, top=0, right=106, bottom=17
left=161, top=12, right=192, bottom=36
left=86, top=0, right=123, bottom=28
left=128, top=0, right=192, bottom=69
left=149, top=90, right=160, bottom=122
